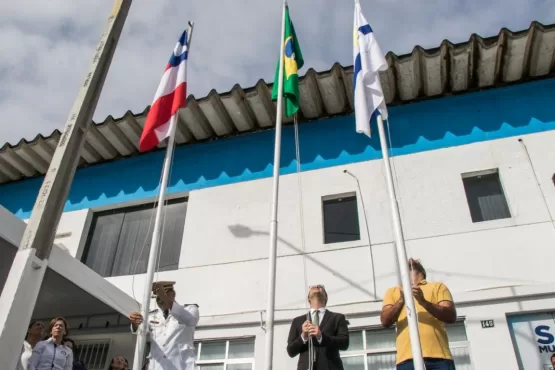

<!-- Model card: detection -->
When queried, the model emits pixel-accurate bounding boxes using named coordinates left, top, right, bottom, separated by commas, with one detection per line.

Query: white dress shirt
left=17, top=340, right=32, bottom=370
left=301, top=307, right=326, bottom=344
left=28, top=338, right=73, bottom=370
left=132, top=300, right=199, bottom=370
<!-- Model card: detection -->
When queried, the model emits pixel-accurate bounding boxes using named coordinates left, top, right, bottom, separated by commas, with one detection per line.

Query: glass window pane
left=367, top=352, right=396, bottom=370
left=451, top=346, right=473, bottom=370
left=198, top=365, right=224, bottom=370
left=227, top=364, right=253, bottom=370
left=462, top=172, right=510, bottom=222
left=365, top=328, right=396, bottom=350
left=199, top=341, right=226, bottom=360
left=82, top=213, right=124, bottom=277
left=323, top=196, right=361, bottom=244
left=343, top=331, right=363, bottom=352
left=228, top=339, right=255, bottom=359
left=342, top=355, right=365, bottom=370
left=82, top=198, right=187, bottom=277
left=111, top=206, right=153, bottom=276
left=447, top=322, right=468, bottom=342
left=157, top=200, right=187, bottom=272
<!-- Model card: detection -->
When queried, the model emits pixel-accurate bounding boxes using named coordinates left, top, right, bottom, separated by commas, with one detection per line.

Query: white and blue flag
left=353, top=2, right=388, bottom=137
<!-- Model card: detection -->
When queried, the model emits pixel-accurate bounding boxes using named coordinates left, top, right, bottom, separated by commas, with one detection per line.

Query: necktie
left=312, top=310, right=320, bottom=363
left=163, top=310, right=169, bottom=320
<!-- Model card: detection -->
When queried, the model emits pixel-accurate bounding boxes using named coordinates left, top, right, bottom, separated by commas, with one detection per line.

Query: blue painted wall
left=1, top=79, right=554, bottom=218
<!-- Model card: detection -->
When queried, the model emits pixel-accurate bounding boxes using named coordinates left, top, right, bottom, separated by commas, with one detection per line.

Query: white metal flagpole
left=376, top=115, right=425, bottom=370
left=352, top=0, right=424, bottom=366
left=263, top=2, right=287, bottom=369
left=131, top=23, right=194, bottom=370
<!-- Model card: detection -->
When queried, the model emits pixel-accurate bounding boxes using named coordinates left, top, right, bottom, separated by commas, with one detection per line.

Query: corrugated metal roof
left=1, top=21, right=555, bottom=185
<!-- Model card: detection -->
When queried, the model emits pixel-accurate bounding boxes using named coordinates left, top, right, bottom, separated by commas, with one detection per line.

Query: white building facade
left=1, top=23, right=555, bottom=370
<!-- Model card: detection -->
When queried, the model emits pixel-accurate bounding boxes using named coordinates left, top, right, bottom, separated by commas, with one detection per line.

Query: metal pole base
left=0, top=249, right=47, bottom=370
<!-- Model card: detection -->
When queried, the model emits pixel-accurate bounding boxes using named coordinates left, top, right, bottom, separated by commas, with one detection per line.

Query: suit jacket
left=287, top=310, right=349, bottom=370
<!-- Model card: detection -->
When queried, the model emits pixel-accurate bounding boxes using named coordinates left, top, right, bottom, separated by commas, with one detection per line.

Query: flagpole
left=263, top=2, right=287, bottom=369
left=131, top=113, right=178, bottom=370
left=376, top=115, right=425, bottom=370
left=131, top=23, right=194, bottom=370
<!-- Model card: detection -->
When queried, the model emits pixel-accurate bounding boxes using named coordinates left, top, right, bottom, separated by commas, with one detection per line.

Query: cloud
left=0, top=0, right=553, bottom=146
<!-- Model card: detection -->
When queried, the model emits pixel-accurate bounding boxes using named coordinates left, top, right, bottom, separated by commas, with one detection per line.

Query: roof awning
left=0, top=206, right=138, bottom=326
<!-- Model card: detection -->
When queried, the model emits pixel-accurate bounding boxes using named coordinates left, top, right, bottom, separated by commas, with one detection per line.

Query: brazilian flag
left=271, top=5, right=304, bottom=117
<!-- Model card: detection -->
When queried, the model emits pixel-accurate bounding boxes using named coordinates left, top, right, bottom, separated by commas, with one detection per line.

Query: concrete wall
left=52, top=127, right=555, bottom=314
left=50, top=129, right=555, bottom=369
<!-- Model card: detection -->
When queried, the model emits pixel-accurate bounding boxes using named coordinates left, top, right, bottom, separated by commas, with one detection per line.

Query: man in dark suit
left=287, top=285, right=349, bottom=370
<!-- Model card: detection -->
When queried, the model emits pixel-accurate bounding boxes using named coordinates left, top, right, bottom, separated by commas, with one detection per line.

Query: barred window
left=340, top=322, right=473, bottom=370
left=195, top=338, right=255, bottom=369
left=74, top=339, right=111, bottom=370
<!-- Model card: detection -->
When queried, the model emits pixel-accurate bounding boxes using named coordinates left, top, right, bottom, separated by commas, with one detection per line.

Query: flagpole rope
left=131, top=25, right=194, bottom=310
left=384, top=117, right=421, bottom=327
left=293, top=112, right=313, bottom=370
left=129, top=137, right=176, bottom=308
left=154, top=126, right=178, bottom=283
left=130, top=176, right=164, bottom=309
left=293, top=114, right=310, bottom=297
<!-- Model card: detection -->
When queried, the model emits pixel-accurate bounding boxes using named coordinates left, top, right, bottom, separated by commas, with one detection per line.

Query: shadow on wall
left=227, top=223, right=377, bottom=301
left=1, top=79, right=554, bottom=218
left=225, top=224, right=549, bottom=308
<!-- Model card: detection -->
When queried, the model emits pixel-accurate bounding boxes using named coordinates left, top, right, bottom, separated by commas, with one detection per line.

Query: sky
left=0, top=0, right=554, bottom=146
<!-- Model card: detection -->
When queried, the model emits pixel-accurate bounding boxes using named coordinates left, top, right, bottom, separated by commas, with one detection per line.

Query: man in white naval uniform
left=129, top=281, right=199, bottom=370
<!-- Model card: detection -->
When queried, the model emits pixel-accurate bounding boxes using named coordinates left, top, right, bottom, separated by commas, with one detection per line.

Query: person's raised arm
left=170, top=302, right=200, bottom=327
left=413, top=283, right=456, bottom=324
left=287, top=319, right=308, bottom=358
left=129, top=312, right=151, bottom=337
left=381, top=287, right=404, bottom=328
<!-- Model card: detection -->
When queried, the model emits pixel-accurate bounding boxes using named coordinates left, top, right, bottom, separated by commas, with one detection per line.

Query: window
left=74, top=339, right=111, bottom=370
left=340, top=322, right=472, bottom=370
left=82, top=198, right=187, bottom=277
left=195, top=338, right=255, bottom=369
left=322, top=194, right=360, bottom=244
left=462, top=170, right=510, bottom=222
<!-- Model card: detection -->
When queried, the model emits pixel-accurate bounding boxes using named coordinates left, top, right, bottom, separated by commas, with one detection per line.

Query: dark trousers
left=397, top=358, right=456, bottom=370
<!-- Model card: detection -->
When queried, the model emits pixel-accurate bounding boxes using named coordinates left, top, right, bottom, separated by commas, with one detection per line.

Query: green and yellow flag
left=271, top=5, right=304, bottom=117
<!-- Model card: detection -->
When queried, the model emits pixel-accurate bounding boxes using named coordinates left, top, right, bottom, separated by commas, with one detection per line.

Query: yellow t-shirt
left=382, top=281, right=453, bottom=364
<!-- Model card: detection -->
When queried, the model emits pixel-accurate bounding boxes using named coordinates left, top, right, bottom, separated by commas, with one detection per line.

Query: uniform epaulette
left=184, top=304, right=199, bottom=307
left=149, top=308, right=159, bottom=313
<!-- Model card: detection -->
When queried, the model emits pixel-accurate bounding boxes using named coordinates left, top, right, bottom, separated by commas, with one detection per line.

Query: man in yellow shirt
left=381, top=259, right=457, bottom=370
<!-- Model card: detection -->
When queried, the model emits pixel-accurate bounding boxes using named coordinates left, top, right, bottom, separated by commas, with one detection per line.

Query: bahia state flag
left=353, top=2, right=388, bottom=137
left=271, top=4, right=304, bottom=117
left=139, top=30, right=189, bottom=152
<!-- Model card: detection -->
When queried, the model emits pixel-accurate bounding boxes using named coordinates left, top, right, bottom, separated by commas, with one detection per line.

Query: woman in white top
left=18, top=321, right=45, bottom=370
left=28, top=317, right=73, bottom=370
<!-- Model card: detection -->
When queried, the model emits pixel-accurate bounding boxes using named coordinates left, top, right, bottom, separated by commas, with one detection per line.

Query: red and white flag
left=139, top=30, right=189, bottom=152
